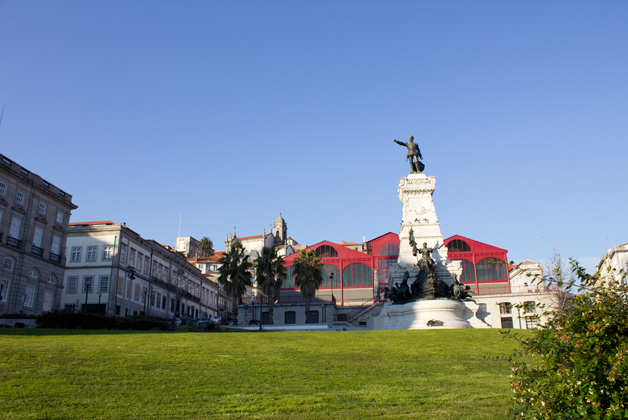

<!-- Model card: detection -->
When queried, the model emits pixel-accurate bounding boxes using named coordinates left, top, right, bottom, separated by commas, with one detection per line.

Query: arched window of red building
left=315, top=245, right=338, bottom=258
left=342, top=263, right=373, bottom=287
left=454, top=259, right=476, bottom=283
left=320, top=264, right=341, bottom=288
left=476, top=258, right=508, bottom=282
left=447, top=239, right=471, bottom=253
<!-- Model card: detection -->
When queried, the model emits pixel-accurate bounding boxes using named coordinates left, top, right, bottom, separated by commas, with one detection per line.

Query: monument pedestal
left=373, top=300, right=474, bottom=330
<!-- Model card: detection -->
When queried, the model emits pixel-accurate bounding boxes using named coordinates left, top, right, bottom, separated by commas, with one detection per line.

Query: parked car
left=249, top=319, right=261, bottom=325
left=192, top=317, right=214, bottom=324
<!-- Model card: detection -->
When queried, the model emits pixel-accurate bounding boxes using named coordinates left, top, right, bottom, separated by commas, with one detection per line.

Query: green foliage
left=508, top=260, right=628, bottom=419
left=254, top=247, right=286, bottom=323
left=255, top=247, right=286, bottom=299
left=36, top=310, right=169, bottom=331
left=198, top=236, right=213, bottom=256
left=292, top=249, right=323, bottom=322
left=217, top=243, right=253, bottom=313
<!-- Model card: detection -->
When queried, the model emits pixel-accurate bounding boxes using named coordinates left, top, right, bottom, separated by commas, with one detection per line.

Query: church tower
left=272, top=213, right=287, bottom=246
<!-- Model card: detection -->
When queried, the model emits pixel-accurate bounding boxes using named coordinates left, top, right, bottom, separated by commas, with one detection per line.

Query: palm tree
left=198, top=237, right=214, bottom=257
left=254, top=247, right=287, bottom=325
left=292, top=249, right=323, bottom=323
left=217, top=243, right=253, bottom=322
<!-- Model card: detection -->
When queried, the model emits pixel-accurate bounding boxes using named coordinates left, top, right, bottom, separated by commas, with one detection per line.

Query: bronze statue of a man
left=417, top=242, right=442, bottom=274
left=394, top=135, right=424, bottom=173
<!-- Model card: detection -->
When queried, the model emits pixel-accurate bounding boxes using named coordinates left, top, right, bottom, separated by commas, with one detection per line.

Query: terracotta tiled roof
left=338, top=241, right=361, bottom=246
left=238, top=235, right=264, bottom=240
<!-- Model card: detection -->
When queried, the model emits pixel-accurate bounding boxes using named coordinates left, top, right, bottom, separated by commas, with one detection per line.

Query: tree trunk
left=305, top=297, right=310, bottom=324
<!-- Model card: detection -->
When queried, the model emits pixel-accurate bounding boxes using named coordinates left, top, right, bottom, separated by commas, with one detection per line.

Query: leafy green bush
left=36, top=310, right=117, bottom=329
left=36, top=310, right=168, bottom=330
left=508, top=260, right=628, bottom=419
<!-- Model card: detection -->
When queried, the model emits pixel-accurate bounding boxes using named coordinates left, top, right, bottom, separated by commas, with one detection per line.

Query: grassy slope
left=0, top=329, right=519, bottom=420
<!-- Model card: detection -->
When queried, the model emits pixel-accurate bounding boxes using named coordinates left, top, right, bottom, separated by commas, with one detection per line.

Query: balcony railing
left=31, top=244, right=44, bottom=258
left=49, top=252, right=62, bottom=263
left=6, top=236, right=21, bottom=250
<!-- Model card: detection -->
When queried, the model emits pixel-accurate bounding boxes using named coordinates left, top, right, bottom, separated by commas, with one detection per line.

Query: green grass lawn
left=0, top=328, right=520, bottom=420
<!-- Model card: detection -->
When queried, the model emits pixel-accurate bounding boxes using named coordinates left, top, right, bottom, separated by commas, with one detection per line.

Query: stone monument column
left=390, top=173, right=461, bottom=285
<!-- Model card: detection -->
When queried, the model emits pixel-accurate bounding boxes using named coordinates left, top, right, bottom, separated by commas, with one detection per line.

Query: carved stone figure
left=394, top=135, right=425, bottom=173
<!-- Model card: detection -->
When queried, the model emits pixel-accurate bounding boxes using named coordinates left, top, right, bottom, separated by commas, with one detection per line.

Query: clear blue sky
left=1, top=1, right=627, bottom=273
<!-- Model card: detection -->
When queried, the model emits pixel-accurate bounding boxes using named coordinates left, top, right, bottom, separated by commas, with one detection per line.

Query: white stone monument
left=389, top=172, right=461, bottom=287
left=373, top=164, right=472, bottom=330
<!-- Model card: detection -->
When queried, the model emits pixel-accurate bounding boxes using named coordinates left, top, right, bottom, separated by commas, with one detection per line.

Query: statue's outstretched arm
left=394, top=139, right=406, bottom=146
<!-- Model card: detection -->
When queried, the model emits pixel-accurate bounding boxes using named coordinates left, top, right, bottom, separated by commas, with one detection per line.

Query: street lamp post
left=83, top=278, right=92, bottom=312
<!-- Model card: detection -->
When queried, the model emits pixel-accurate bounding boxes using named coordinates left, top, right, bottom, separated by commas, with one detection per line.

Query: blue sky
left=1, top=1, right=626, bottom=273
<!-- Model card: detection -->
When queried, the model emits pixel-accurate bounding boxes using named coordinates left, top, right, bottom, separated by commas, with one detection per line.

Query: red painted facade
left=281, top=233, right=400, bottom=306
left=279, top=233, right=510, bottom=306
left=444, top=235, right=510, bottom=295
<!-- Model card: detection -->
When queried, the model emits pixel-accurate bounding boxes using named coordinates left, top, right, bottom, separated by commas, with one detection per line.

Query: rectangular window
left=99, top=276, right=109, bottom=292
left=136, top=253, right=143, bottom=273
left=120, top=246, right=127, bottom=265
left=70, top=247, right=82, bottom=262
left=499, top=302, right=512, bottom=314
left=0, top=208, right=3, bottom=224
left=126, top=280, right=132, bottom=298
left=501, top=317, right=514, bottom=329
left=51, top=235, right=61, bottom=255
left=16, top=191, right=24, bottom=204
left=0, top=279, right=9, bottom=302
left=56, top=211, right=64, bottom=224
left=117, top=275, right=124, bottom=296
left=9, top=217, right=21, bottom=238
left=524, top=301, right=536, bottom=313
left=24, top=285, right=35, bottom=308
left=102, top=245, right=113, bottom=261
left=66, top=277, right=78, bottom=294
left=525, top=317, right=538, bottom=329
left=38, top=202, right=47, bottom=215
left=33, top=227, right=43, bottom=248
left=0, top=181, right=6, bottom=195
left=129, top=249, right=136, bottom=268
left=134, top=283, right=140, bottom=301
left=86, top=246, right=97, bottom=262
left=42, top=291, right=53, bottom=312
left=144, top=257, right=150, bottom=275
left=83, top=277, right=94, bottom=293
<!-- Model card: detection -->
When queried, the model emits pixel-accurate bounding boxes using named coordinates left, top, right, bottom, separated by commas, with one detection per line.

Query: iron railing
left=31, top=244, right=44, bottom=257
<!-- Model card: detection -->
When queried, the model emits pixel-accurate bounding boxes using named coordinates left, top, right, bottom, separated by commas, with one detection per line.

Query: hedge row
left=36, top=310, right=169, bottom=331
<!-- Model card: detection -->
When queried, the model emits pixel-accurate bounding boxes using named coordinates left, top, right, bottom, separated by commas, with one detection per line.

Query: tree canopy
left=217, top=243, right=253, bottom=319
left=292, top=249, right=323, bottom=323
